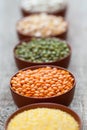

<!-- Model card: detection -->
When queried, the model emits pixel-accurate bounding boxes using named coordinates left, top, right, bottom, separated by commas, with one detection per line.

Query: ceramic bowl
left=20, top=0, right=67, bottom=17
left=5, top=103, right=82, bottom=130
left=21, top=7, right=67, bottom=17
left=14, top=38, right=71, bottom=69
left=10, top=65, right=76, bottom=107
left=16, top=14, right=68, bottom=40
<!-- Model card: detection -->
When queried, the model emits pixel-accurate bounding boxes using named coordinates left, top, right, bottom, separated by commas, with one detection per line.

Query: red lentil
left=11, top=67, right=74, bottom=98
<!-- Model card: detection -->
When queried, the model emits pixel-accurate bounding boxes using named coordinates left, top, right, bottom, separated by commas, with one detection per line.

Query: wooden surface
left=0, top=0, right=87, bottom=129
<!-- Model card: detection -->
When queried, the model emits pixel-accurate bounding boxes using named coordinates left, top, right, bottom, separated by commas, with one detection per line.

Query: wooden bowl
left=14, top=38, right=71, bottom=69
left=5, top=103, right=82, bottom=130
left=10, top=65, right=76, bottom=107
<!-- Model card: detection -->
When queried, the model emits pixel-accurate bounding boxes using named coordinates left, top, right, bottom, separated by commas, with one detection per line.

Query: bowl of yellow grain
left=5, top=103, right=82, bottom=130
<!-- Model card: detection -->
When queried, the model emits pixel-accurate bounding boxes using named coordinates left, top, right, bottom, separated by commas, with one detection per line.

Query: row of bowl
left=5, top=1, right=82, bottom=130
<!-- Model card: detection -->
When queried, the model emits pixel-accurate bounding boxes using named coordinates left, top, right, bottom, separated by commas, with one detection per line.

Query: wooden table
left=0, top=0, right=87, bottom=129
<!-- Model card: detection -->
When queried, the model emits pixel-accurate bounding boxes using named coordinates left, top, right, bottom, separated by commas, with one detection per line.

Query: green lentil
left=15, top=38, right=70, bottom=63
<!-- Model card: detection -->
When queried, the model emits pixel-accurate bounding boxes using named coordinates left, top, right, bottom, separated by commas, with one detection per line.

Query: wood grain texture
left=0, top=0, right=87, bottom=129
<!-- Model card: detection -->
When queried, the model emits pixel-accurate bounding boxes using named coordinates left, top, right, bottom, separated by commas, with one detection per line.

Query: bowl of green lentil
left=10, top=65, right=76, bottom=107
left=14, top=38, right=71, bottom=69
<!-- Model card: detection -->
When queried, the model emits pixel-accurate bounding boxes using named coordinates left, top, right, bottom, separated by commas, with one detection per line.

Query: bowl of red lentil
left=10, top=65, right=76, bottom=107
left=5, top=103, right=82, bottom=130
left=16, top=14, right=68, bottom=40
left=14, top=38, right=71, bottom=69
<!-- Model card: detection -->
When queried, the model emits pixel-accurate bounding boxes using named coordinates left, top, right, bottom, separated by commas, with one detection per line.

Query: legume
left=11, top=66, right=74, bottom=98
left=15, top=38, right=70, bottom=63
left=17, top=14, right=67, bottom=37
left=7, top=108, right=79, bottom=130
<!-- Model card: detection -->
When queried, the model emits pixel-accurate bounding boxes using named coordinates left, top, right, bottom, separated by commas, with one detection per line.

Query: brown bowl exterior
left=21, top=7, right=67, bottom=17
left=10, top=65, right=76, bottom=108
left=17, top=29, right=68, bottom=41
left=5, top=103, right=82, bottom=130
left=14, top=38, right=71, bottom=69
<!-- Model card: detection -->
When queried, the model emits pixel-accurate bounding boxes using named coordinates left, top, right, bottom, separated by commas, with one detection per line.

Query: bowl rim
left=16, top=15, right=68, bottom=37
left=5, top=103, right=82, bottom=130
left=10, top=65, right=76, bottom=99
left=13, top=37, right=71, bottom=64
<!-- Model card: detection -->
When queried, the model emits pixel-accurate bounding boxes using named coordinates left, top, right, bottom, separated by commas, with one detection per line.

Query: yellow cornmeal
left=7, top=108, right=79, bottom=130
